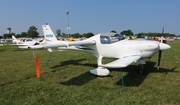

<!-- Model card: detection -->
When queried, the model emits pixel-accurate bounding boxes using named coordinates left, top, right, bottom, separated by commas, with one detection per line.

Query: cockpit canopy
left=100, top=32, right=125, bottom=44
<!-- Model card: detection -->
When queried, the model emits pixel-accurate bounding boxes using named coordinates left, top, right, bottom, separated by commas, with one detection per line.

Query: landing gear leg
left=138, top=64, right=145, bottom=74
left=89, top=56, right=110, bottom=76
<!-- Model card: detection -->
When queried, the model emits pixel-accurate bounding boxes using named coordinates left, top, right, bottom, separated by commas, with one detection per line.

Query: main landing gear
left=138, top=64, right=145, bottom=74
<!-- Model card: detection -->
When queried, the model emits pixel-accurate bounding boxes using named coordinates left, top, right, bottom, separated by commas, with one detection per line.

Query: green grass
left=0, top=41, right=180, bottom=105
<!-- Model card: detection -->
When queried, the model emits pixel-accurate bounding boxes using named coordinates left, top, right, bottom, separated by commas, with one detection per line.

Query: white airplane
left=12, top=35, right=43, bottom=49
left=30, top=23, right=171, bottom=76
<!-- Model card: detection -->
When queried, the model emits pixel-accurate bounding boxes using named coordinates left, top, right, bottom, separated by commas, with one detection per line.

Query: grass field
left=0, top=40, right=180, bottom=105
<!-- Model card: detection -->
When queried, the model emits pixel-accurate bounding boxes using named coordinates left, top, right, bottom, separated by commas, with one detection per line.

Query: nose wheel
left=138, top=64, right=145, bottom=74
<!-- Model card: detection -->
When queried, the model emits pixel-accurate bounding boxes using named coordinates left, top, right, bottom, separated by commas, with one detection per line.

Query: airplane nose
left=159, top=43, right=171, bottom=50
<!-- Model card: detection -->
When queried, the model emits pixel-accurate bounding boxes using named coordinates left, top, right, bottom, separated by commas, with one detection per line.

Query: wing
left=30, top=40, right=96, bottom=49
left=99, top=55, right=141, bottom=68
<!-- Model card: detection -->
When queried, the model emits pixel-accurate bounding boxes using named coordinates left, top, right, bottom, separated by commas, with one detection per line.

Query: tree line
left=0, top=26, right=176, bottom=39
left=0, top=26, right=39, bottom=39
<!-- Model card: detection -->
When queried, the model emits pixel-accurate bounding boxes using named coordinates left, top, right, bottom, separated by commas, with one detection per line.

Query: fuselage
left=54, top=34, right=170, bottom=60
left=89, top=35, right=159, bottom=58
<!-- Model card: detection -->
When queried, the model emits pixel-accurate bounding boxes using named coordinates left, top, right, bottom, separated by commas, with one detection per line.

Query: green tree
left=82, top=32, right=94, bottom=38
left=136, top=32, right=176, bottom=38
left=56, top=29, right=61, bottom=37
left=137, top=32, right=148, bottom=38
left=111, top=30, right=117, bottom=33
left=71, top=33, right=81, bottom=38
left=21, top=32, right=27, bottom=37
left=15, top=34, right=21, bottom=38
left=3, top=34, right=11, bottom=38
left=11, top=32, right=16, bottom=36
left=61, top=32, right=66, bottom=37
left=3, top=32, right=15, bottom=38
left=27, top=26, right=39, bottom=38
left=120, top=29, right=134, bottom=36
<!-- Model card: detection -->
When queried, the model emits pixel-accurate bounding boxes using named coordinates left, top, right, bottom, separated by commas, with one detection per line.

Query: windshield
left=100, top=32, right=124, bottom=44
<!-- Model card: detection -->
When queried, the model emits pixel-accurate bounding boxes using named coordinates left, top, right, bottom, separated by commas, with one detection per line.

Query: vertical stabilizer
left=12, top=35, right=20, bottom=43
left=42, top=23, right=58, bottom=43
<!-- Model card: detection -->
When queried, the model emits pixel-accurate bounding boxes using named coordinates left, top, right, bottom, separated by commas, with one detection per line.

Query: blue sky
left=0, top=0, right=180, bottom=36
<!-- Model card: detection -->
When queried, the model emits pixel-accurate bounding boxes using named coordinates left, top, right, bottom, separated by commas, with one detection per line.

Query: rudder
left=12, top=35, right=20, bottom=43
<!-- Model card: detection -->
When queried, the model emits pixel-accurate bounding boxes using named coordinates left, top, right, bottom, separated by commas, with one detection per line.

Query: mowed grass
left=0, top=40, right=180, bottom=105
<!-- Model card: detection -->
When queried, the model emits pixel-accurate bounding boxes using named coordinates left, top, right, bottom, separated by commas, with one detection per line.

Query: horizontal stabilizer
left=99, top=55, right=141, bottom=68
left=18, top=46, right=29, bottom=49
left=10, top=44, right=29, bottom=46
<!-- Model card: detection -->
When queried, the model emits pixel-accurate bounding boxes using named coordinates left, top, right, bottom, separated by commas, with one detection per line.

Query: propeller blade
left=162, top=26, right=164, bottom=35
left=161, top=26, right=167, bottom=43
left=157, top=50, right=162, bottom=70
left=157, top=27, right=164, bottom=70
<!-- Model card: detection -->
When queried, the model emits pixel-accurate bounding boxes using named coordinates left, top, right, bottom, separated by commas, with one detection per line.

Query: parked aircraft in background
left=12, top=36, right=43, bottom=49
left=30, top=23, right=171, bottom=76
left=166, top=37, right=175, bottom=42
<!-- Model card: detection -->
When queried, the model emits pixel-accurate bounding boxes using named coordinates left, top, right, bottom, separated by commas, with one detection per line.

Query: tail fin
left=12, top=35, right=20, bottom=43
left=42, top=23, right=58, bottom=43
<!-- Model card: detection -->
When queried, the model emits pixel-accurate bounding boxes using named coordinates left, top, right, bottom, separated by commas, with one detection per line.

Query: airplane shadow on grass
left=50, top=59, right=178, bottom=86
left=116, top=62, right=178, bottom=86
left=50, top=59, right=98, bottom=85
left=50, top=59, right=97, bottom=72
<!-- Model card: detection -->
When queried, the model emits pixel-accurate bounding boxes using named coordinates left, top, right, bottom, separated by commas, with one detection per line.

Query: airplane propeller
left=157, top=27, right=164, bottom=70
left=157, top=49, right=162, bottom=70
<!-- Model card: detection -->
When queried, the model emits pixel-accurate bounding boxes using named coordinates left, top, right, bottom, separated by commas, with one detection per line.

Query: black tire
left=138, top=64, right=145, bottom=74
left=138, top=68, right=145, bottom=74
